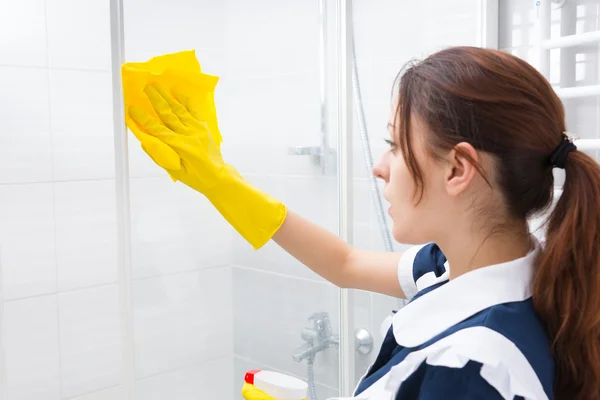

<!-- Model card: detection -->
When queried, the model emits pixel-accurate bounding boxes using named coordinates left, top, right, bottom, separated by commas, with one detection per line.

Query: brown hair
left=394, top=46, right=600, bottom=399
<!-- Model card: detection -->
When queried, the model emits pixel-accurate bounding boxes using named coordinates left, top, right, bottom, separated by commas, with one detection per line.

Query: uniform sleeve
left=397, top=243, right=448, bottom=300
left=394, top=361, right=507, bottom=400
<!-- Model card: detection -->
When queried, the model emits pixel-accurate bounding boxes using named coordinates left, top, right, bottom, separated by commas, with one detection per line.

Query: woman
left=125, top=47, right=600, bottom=399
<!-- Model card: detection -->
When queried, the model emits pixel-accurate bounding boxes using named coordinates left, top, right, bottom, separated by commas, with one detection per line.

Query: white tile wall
left=0, top=0, right=122, bottom=397
left=0, top=184, right=56, bottom=300
left=129, top=177, right=232, bottom=280
left=54, top=181, right=118, bottom=292
left=220, top=73, right=322, bottom=176
left=49, top=70, right=115, bottom=181
left=0, top=0, right=47, bottom=68
left=133, top=267, right=233, bottom=379
left=123, top=0, right=226, bottom=66
left=0, top=67, right=53, bottom=184
left=58, top=285, right=122, bottom=399
left=68, top=386, right=126, bottom=400
left=45, top=0, right=111, bottom=71
left=3, top=296, right=60, bottom=400
left=126, top=140, right=167, bottom=179
left=136, top=357, right=233, bottom=400
left=223, top=0, right=319, bottom=78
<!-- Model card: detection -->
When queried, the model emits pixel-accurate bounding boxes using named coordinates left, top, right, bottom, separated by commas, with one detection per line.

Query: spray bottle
left=242, top=370, right=308, bottom=400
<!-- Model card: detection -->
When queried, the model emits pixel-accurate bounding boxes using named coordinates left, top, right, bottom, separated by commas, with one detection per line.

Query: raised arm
left=273, top=211, right=404, bottom=297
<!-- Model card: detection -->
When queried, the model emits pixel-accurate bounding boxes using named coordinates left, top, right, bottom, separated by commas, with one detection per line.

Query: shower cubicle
left=1, top=0, right=600, bottom=399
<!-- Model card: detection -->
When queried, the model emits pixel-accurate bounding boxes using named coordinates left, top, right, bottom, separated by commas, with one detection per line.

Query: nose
left=372, top=153, right=389, bottom=182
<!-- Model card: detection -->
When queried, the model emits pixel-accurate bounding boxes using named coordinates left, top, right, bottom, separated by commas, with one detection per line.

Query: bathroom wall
left=0, top=0, right=123, bottom=398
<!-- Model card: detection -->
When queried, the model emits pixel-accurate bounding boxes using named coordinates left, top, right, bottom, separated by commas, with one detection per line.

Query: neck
left=438, top=223, right=532, bottom=280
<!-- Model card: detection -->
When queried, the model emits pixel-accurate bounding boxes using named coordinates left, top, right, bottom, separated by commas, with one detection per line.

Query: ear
left=445, top=142, right=479, bottom=197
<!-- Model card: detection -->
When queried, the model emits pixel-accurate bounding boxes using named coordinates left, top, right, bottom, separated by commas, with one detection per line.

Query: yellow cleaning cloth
left=121, top=51, right=287, bottom=249
left=121, top=50, right=221, bottom=171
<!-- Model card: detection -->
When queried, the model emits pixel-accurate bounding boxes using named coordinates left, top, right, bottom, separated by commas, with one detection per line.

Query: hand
left=128, top=82, right=226, bottom=192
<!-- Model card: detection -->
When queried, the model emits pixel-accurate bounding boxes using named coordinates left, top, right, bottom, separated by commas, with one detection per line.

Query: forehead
left=387, top=111, right=428, bottom=141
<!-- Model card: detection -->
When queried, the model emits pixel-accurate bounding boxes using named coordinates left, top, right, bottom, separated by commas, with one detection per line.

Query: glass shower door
left=344, top=0, right=498, bottom=395
left=121, top=0, right=340, bottom=398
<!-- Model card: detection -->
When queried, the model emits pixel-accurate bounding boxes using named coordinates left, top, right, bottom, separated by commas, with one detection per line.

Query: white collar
left=393, top=239, right=540, bottom=348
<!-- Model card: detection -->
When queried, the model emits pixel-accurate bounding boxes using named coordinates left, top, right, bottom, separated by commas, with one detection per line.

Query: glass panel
left=348, top=0, right=487, bottom=391
left=123, top=0, right=339, bottom=398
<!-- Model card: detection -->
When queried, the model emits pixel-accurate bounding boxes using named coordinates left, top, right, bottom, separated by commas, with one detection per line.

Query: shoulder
left=397, top=243, right=449, bottom=300
left=479, top=300, right=555, bottom=393
left=387, top=326, right=552, bottom=400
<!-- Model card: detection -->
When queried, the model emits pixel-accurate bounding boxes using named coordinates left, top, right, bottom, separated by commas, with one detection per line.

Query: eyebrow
left=387, top=123, right=395, bottom=130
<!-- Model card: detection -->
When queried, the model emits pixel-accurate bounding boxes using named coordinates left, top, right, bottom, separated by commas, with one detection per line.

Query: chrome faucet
left=292, top=312, right=339, bottom=362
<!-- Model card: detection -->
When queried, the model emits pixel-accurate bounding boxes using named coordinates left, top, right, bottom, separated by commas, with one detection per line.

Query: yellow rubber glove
left=242, top=382, right=276, bottom=400
left=121, top=50, right=221, bottom=171
left=126, top=81, right=287, bottom=250
left=242, top=382, right=308, bottom=400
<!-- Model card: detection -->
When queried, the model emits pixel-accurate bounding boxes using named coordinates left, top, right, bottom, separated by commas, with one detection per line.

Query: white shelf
left=555, top=85, right=600, bottom=99
left=574, top=139, right=600, bottom=151
left=543, top=30, right=600, bottom=49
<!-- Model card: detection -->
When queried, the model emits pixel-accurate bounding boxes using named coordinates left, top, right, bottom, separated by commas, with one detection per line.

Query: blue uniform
left=351, top=241, right=555, bottom=400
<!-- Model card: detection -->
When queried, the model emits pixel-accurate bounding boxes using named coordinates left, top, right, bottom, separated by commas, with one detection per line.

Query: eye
left=384, top=138, right=397, bottom=150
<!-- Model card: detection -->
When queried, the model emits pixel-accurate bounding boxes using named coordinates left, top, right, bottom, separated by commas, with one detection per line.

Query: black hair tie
left=550, top=137, right=577, bottom=169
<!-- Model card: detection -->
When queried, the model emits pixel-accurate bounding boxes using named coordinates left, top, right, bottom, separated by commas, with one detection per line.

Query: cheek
left=388, top=157, right=415, bottom=207
left=387, top=156, right=437, bottom=244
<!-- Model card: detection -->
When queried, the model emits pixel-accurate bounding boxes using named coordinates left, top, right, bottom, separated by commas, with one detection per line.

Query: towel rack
left=536, top=0, right=600, bottom=150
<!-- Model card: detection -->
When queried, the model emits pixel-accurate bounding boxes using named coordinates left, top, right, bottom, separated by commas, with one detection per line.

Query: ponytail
left=533, top=150, right=600, bottom=399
